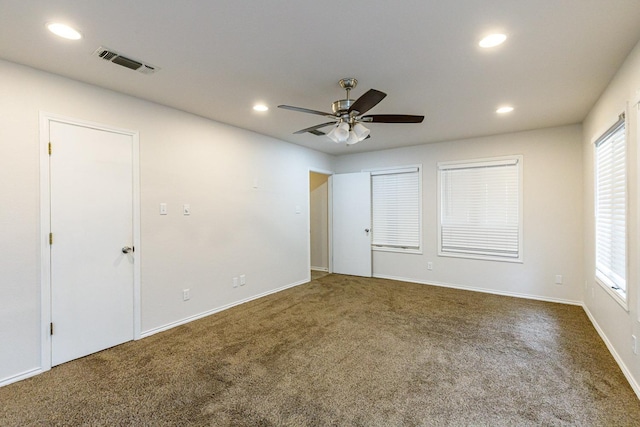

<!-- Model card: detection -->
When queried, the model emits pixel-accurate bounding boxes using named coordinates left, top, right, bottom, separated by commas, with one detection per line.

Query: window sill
left=373, top=246, right=422, bottom=255
left=595, top=277, right=628, bottom=312
left=438, top=251, right=523, bottom=264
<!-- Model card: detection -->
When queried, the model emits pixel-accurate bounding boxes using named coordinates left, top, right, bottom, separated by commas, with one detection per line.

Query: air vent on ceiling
left=93, top=46, right=160, bottom=75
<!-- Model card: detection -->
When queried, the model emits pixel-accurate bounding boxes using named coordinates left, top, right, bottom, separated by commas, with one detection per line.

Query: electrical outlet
left=240, top=274, right=246, bottom=286
left=427, top=262, right=433, bottom=271
left=233, top=277, right=239, bottom=288
left=182, top=289, right=190, bottom=301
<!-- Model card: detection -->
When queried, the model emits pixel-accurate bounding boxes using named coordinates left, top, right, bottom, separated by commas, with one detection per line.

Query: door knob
left=365, top=228, right=370, bottom=233
left=122, top=246, right=133, bottom=254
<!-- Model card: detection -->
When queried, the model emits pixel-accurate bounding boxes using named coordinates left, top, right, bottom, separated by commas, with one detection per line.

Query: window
left=370, top=166, right=421, bottom=252
left=438, top=156, right=522, bottom=262
left=594, top=115, right=627, bottom=301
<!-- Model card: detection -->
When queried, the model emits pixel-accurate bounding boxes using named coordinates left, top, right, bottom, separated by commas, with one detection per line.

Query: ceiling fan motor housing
left=332, top=99, right=355, bottom=115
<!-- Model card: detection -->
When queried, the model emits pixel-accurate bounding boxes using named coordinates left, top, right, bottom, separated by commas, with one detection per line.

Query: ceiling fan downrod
left=333, top=78, right=358, bottom=115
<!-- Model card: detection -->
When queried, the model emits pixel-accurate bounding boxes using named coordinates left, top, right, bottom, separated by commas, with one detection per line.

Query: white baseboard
left=373, top=274, right=583, bottom=306
left=0, top=367, right=43, bottom=388
left=2, top=279, right=312, bottom=387
left=141, top=278, right=310, bottom=339
left=311, top=266, right=329, bottom=272
left=582, top=305, right=640, bottom=400
left=9, top=274, right=636, bottom=402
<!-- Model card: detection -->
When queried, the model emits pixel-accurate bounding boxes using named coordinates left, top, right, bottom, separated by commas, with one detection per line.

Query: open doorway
left=310, top=171, right=331, bottom=280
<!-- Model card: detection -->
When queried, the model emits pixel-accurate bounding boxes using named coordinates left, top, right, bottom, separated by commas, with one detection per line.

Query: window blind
left=439, top=158, right=521, bottom=260
left=595, top=118, right=626, bottom=294
left=371, top=168, right=420, bottom=249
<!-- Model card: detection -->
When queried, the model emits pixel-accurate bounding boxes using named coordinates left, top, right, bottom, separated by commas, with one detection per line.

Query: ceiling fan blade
left=278, top=105, right=335, bottom=118
left=293, top=121, right=337, bottom=135
left=348, top=89, right=387, bottom=115
left=361, top=114, right=425, bottom=123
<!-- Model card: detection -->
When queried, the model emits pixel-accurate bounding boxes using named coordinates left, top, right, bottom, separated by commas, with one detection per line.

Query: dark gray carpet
left=1, top=274, right=639, bottom=426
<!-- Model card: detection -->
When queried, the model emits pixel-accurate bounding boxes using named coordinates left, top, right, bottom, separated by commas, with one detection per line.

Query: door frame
left=39, top=112, right=141, bottom=372
left=308, top=168, right=333, bottom=277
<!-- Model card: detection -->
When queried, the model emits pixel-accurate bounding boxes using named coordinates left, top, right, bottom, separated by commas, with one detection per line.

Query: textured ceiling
left=2, top=1, right=640, bottom=155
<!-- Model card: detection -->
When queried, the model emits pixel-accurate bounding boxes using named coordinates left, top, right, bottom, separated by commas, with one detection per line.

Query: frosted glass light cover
left=327, top=125, right=340, bottom=143
left=353, top=123, right=370, bottom=140
left=335, top=122, right=350, bottom=142
left=347, top=130, right=360, bottom=145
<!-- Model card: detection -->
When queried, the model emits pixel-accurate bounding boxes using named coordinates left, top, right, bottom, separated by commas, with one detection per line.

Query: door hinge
left=49, top=232, right=53, bottom=245
left=48, top=142, right=52, bottom=155
left=50, top=322, right=54, bottom=335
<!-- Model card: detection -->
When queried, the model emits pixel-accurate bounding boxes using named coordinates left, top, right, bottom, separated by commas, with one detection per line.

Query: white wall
left=334, top=125, right=584, bottom=304
left=583, top=39, right=640, bottom=396
left=0, top=59, right=333, bottom=384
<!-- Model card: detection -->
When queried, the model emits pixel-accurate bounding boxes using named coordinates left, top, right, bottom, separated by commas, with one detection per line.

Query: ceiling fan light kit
left=278, top=78, right=424, bottom=145
left=327, top=121, right=369, bottom=145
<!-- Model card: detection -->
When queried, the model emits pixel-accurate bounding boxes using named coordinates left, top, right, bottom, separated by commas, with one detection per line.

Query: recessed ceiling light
left=496, top=106, right=514, bottom=114
left=479, top=33, right=507, bottom=48
left=47, top=23, right=82, bottom=40
left=253, top=104, right=269, bottom=112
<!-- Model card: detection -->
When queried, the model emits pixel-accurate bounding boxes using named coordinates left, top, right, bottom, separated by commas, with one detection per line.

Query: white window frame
left=365, top=165, right=422, bottom=254
left=437, top=155, right=523, bottom=263
left=593, top=113, right=628, bottom=308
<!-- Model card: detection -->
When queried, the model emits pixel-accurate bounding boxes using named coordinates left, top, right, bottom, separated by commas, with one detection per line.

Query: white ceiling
left=2, top=1, right=640, bottom=155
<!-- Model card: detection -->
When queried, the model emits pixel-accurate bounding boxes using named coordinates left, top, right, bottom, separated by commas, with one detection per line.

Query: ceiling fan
left=278, top=78, right=424, bottom=145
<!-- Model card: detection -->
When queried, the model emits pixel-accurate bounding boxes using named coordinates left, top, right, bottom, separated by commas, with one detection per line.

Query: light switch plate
left=160, top=203, right=167, bottom=215
left=183, top=204, right=191, bottom=215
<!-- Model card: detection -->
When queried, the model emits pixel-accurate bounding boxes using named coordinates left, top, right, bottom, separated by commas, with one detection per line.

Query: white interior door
left=49, top=120, right=134, bottom=366
left=331, top=172, right=372, bottom=277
